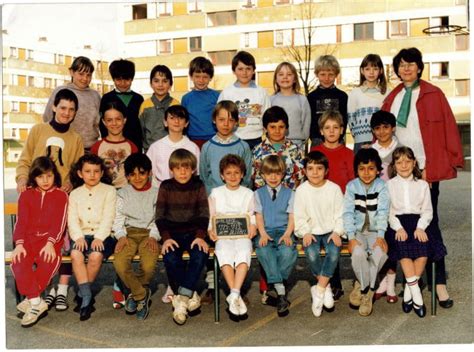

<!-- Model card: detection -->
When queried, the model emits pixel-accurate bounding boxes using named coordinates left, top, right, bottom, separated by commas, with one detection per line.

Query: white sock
left=205, top=271, right=214, bottom=290
left=230, top=288, right=240, bottom=300
left=407, top=276, right=423, bottom=306
left=29, top=297, right=41, bottom=306
left=403, top=283, right=412, bottom=302
left=316, top=284, right=326, bottom=295
left=386, top=273, right=397, bottom=296
left=57, top=284, right=68, bottom=297
left=376, top=275, right=388, bottom=294
left=47, top=287, right=57, bottom=297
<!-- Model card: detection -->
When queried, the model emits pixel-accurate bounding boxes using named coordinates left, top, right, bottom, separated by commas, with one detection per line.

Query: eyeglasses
left=399, top=63, right=417, bottom=69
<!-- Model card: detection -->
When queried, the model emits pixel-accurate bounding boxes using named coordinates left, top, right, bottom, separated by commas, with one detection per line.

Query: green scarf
left=397, top=80, right=419, bottom=127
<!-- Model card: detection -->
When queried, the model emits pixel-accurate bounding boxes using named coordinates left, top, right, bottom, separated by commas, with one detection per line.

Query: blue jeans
left=254, top=229, right=297, bottom=284
left=304, top=233, right=340, bottom=278
left=163, top=233, right=209, bottom=296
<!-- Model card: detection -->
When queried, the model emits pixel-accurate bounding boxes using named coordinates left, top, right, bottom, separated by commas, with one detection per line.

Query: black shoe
left=262, top=289, right=278, bottom=307
left=276, top=295, right=290, bottom=317
left=201, top=289, right=214, bottom=305
left=402, top=299, right=413, bottom=313
left=332, top=288, right=344, bottom=302
left=438, top=297, right=454, bottom=309
left=413, top=303, right=426, bottom=318
left=80, top=303, right=94, bottom=321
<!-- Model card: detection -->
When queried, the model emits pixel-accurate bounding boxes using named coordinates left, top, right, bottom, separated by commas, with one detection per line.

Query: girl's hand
left=208, top=229, right=218, bottom=242
left=278, top=233, right=293, bottom=247
left=328, top=232, right=342, bottom=247
left=258, top=233, right=273, bottom=247
left=191, top=238, right=209, bottom=253
left=414, top=228, right=429, bottom=243
left=248, top=224, right=257, bottom=239
left=40, top=242, right=56, bottom=263
left=348, top=239, right=361, bottom=254
left=161, top=239, right=179, bottom=255
left=373, top=238, right=388, bottom=253
left=145, top=238, right=159, bottom=253
left=73, top=238, right=87, bottom=252
left=16, top=178, right=27, bottom=194
left=303, top=233, right=315, bottom=247
left=12, top=244, right=27, bottom=264
left=114, top=237, right=129, bottom=253
left=61, top=181, right=73, bottom=193
left=91, top=239, right=104, bottom=252
left=395, top=229, right=408, bottom=242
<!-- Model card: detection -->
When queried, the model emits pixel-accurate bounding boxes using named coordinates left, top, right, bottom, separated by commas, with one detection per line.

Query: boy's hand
left=191, top=238, right=209, bottom=253
left=328, top=232, right=342, bottom=247
left=115, top=237, right=129, bottom=253
left=145, top=237, right=159, bottom=253
left=348, top=239, right=361, bottom=253
left=247, top=224, right=257, bottom=239
left=373, top=238, right=388, bottom=253
left=414, top=228, right=429, bottom=243
left=303, top=233, right=315, bottom=247
left=278, top=233, right=293, bottom=247
left=395, top=229, right=408, bottom=242
left=73, top=238, right=87, bottom=252
left=91, top=239, right=104, bottom=252
left=161, top=239, right=179, bottom=255
left=258, top=233, right=273, bottom=247
left=208, top=229, right=218, bottom=242
left=61, top=181, right=73, bottom=193
left=16, top=178, right=27, bottom=194
left=40, top=242, right=56, bottom=263
left=11, top=244, right=26, bottom=264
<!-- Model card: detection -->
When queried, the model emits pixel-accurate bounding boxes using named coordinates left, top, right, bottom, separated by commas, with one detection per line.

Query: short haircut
left=69, top=56, right=94, bottom=73
left=318, top=110, right=343, bottom=130
left=219, top=154, right=246, bottom=176
left=189, top=56, right=214, bottom=78
left=354, top=148, right=383, bottom=175
left=124, top=153, right=152, bottom=175
left=370, top=110, right=396, bottom=129
left=150, top=64, right=173, bottom=85
left=101, top=101, right=127, bottom=120
left=392, top=47, right=424, bottom=79
left=262, top=106, right=289, bottom=129
left=273, top=61, right=301, bottom=94
left=212, top=100, right=239, bottom=122
left=69, top=154, right=111, bottom=189
left=169, top=148, right=197, bottom=171
left=304, top=151, right=329, bottom=170
left=109, top=59, right=135, bottom=80
left=314, top=55, right=340, bottom=75
left=231, top=51, right=256, bottom=71
left=260, top=154, right=286, bottom=175
left=165, top=105, right=189, bottom=122
left=27, top=156, right=62, bottom=188
left=53, top=88, right=79, bottom=110
left=389, top=146, right=423, bottom=179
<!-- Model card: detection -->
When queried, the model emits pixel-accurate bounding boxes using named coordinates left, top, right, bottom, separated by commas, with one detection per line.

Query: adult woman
left=381, top=47, right=464, bottom=309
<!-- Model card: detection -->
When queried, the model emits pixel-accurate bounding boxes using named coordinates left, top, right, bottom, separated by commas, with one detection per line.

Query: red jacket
left=381, top=80, right=464, bottom=182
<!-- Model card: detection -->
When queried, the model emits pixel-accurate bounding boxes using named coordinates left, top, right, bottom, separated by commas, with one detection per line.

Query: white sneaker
left=187, top=291, right=201, bottom=312
left=237, top=295, right=247, bottom=315
left=17, top=298, right=30, bottom=314
left=171, top=295, right=189, bottom=325
left=226, top=294, right=240, bottom=316
left=323, top=285, right=335, bottom=309
left=162, top=285, right=174, bottom=304
left=310, top=285, right=324, bottom=317
left=21, top=299, right=48, bottom=327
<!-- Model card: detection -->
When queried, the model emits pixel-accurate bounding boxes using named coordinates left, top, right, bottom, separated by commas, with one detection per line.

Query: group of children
left=11, top=49, right=448, bottom=328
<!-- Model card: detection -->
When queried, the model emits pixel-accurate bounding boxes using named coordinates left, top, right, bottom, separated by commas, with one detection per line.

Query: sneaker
left=44, top=293, right=56, bottom=310
left=359, top=290, right=374, bottom=316
left=17, top=298, right=30, bottom=314
left=323, top=286, right=335, bottom=309
left=276, top=295, right=290, bottom=316
left=112, top=287, right=125, bottom=309
left=332, top=287, right=344, bottom=301
left=188, top=291, right=201, bottom=312
left=161, top=285, right=174, bottom=304
left=172, top=295, right=189, bottom=325
left=349, top=281, right=362, bottom=308
left=125, top=294, right=137, bottom=314
left=21, top=299, right=48, bottom=327
left=55, top=294, right=68, bottom=311
left=310, top=285, right=324, bottom=317
left=135, top=288, right=152, bottom=321
left=226, top=294, right=240, bottom=316
left=201, top=289, right=214, bottom=305
left=237, top=295, right=247, bottom=316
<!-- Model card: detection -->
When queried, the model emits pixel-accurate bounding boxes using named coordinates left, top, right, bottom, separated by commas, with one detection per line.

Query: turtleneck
left=49, top=118, right=71, bottom=133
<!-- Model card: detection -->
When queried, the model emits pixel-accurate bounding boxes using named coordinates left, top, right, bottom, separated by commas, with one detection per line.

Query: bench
left=3, top=202, right=437, bottom=321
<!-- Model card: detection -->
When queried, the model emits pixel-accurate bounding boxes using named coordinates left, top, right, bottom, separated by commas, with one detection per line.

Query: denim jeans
left=304, top=233, right=340, bottom=278
left=254, top=228, right=297, bottom=284
left=163, top=233, right=209, bottom=295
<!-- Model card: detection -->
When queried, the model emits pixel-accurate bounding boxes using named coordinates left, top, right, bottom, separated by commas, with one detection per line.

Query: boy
left=112, top=153, right=160, bottom=320
left=217, top=51, right=271, bottom=149
left=254, top=155, right=297, bottom=317
left=146, top=105, right=200, bottom=187
left=139, top=65, right=180, bottom=151
left=91, top=102, right=139, bottom=189
left=156, top=149, right=209, bottom=325
left=294, top=151, right=344, bottom=317
left=252, top=106, right=304, bottom=190
left=307, top=55, right=348, bottom=147
left=181, top=56, right=219, bottom=149
left=343, top=148, right=389, bottom=316
left=100, top=59, right=144, bottom=151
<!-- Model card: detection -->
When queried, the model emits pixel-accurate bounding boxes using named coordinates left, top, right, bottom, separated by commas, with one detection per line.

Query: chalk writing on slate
left=213, top=215, right=250, bottom=239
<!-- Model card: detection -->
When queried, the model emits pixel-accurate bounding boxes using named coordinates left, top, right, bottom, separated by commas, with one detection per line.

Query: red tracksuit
left=11, top=187, right=68, bottom=299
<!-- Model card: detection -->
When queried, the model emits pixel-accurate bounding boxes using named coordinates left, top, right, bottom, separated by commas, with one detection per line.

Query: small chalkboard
left=213, top=214, right=250, bottom=239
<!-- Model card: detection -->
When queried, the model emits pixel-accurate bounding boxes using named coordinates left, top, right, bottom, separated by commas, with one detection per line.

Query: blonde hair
left=260, top=155, right=286, bottom=175
left=389, top=146, right=422, bottom=179
left=318, top=110, right=344, bottom=130
left=169, top=148, right=197, bottom=171
left=273, top=62, right=301, bottom=94
left=314, top=55, right=340, bottom=75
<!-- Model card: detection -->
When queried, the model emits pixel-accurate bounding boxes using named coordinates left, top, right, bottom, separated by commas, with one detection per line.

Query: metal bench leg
left=431, top=261, right=436, bottom=316
left=214, top=255, right=220, bottom=323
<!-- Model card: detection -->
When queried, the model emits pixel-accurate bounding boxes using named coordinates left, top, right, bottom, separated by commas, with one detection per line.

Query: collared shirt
left=254, top=184, right=294, bottom=214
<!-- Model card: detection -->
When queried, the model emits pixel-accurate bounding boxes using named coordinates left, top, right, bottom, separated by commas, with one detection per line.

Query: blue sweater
left=256, top=186, right=292, bottom=232
left=181, top=89, right=219, bottom=140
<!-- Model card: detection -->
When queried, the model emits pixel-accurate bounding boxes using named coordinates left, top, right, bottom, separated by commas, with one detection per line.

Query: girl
left=68, top=154, right=117, bottom=321
left=270, top=62, right=311, bottom=148
left=11, top=157, right=68, bottom=327
left=347, top=54, right=390, bottom=153
left=386, top=147, right=446, bottom=318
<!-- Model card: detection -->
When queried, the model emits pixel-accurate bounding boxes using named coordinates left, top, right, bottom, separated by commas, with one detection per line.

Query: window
left=275, top=0, right=291, bottom=4
left=242, top=0, right=256, bottom=7
left=455, top=34, right=469, bottom=50
left=455, top=79, right=469, bottom=96
left=159, top=39, right=172, bottom=54
left=243, top=32, right=258, bottom=48
left=26, top=49, right=34, bottom=60
left=390, top=20, right=408, bottom=37
left=132, top=4, right=147, bottom=19
left=354, top=22, right=374, bottom=41
left=28, top=102, right=35, bottom=113
left=275, top=29, right=293, bottom=46
left=55, top=54, right=65, bottom=65
left=188, top=0, right=203, bottom=13
left=44, top=78, right=53, bottom=88
left=11, top=101, right=19, bottom=112
left=10, top=47, right=18, bottom=58
left=158, top=1, right=172, bottom=16
left=431, top=62, right=449, bottom=79
left=207, top=11, right=237, bottom=27
left=27, top=76, right=35, bottom=87
left=189, top=37, right=202, bottom=52
left=208, top=50, right=237, bottom=66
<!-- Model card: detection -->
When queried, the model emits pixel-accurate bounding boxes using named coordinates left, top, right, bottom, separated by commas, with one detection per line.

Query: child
left=217, top=51, right=271, bottom=149
left=386, top=146, right=446, bottom=318
left=270, top=62, right=311, bottom=147
left=139, top=64, right=180, bottom=151
left=43, top=56, right=101, bottom=150
left=100, top=59, right=144, bottom=151
left=11, top=157, right=68, bottom=327
left=307, top=55, right=348, bottom=147
left=155, top=149, right=209, bottom=325
left=112, top=153, right=160, bottom=321
left=343, top=148, right=389, bottom=316
left=146, top=105, right=200, bottom=187
left=181, top=56, right=219, bottom=149
left=254, top=155, right=297, bottom=317
left=252, top=106, right=305, bottom=190
left=294, top=151, right=344, bottom=317
left=91, top=102, right=139, bottom=189
left=208, top=154, right=256, bottom=318
left=347, top=54, right=390, bottom=153
left=68, top=154, right=117, bottom=321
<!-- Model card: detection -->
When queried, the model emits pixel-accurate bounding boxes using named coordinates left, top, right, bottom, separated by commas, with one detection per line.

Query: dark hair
left=304, top=151, right=329, bottom=170
left=354, top=148, right=383, bottom=175
left=101, top=101, right=127, bottom=120
left=109, top=59, right=135, bottom=80
left=189, top=56, right=214, bottom=78
left=262, top=106, right=289, bottom=129
left=370, top=110, right=396, bottom=129
left=124, top=153, right=152, bottom=176
left=69, top=154, right=111, bottom=189
left=219, top=154, right=246, bottom=177
left=169, top=148, right=197, bottom=171
left=150, top=64, right=173, bottom=85
left=392, top=47, right=424, bottom=79
left=212, top=100, right=239, bottom=122
left=389, top=146, right=423, bottom=179
left=165, top=105, right=189, bottom=122
left=27, top=156, right=62, bottom=188
left=69, top=56, right=94, bottom=74
left=231, top=51, right=256, bottom=71
left=53, top=88, right=79, bottom=110
left=359, top=54, right=387, bottom=94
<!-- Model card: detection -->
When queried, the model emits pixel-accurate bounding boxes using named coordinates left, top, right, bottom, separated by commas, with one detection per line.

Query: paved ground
left=1, top=171, right=472, bottom=349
